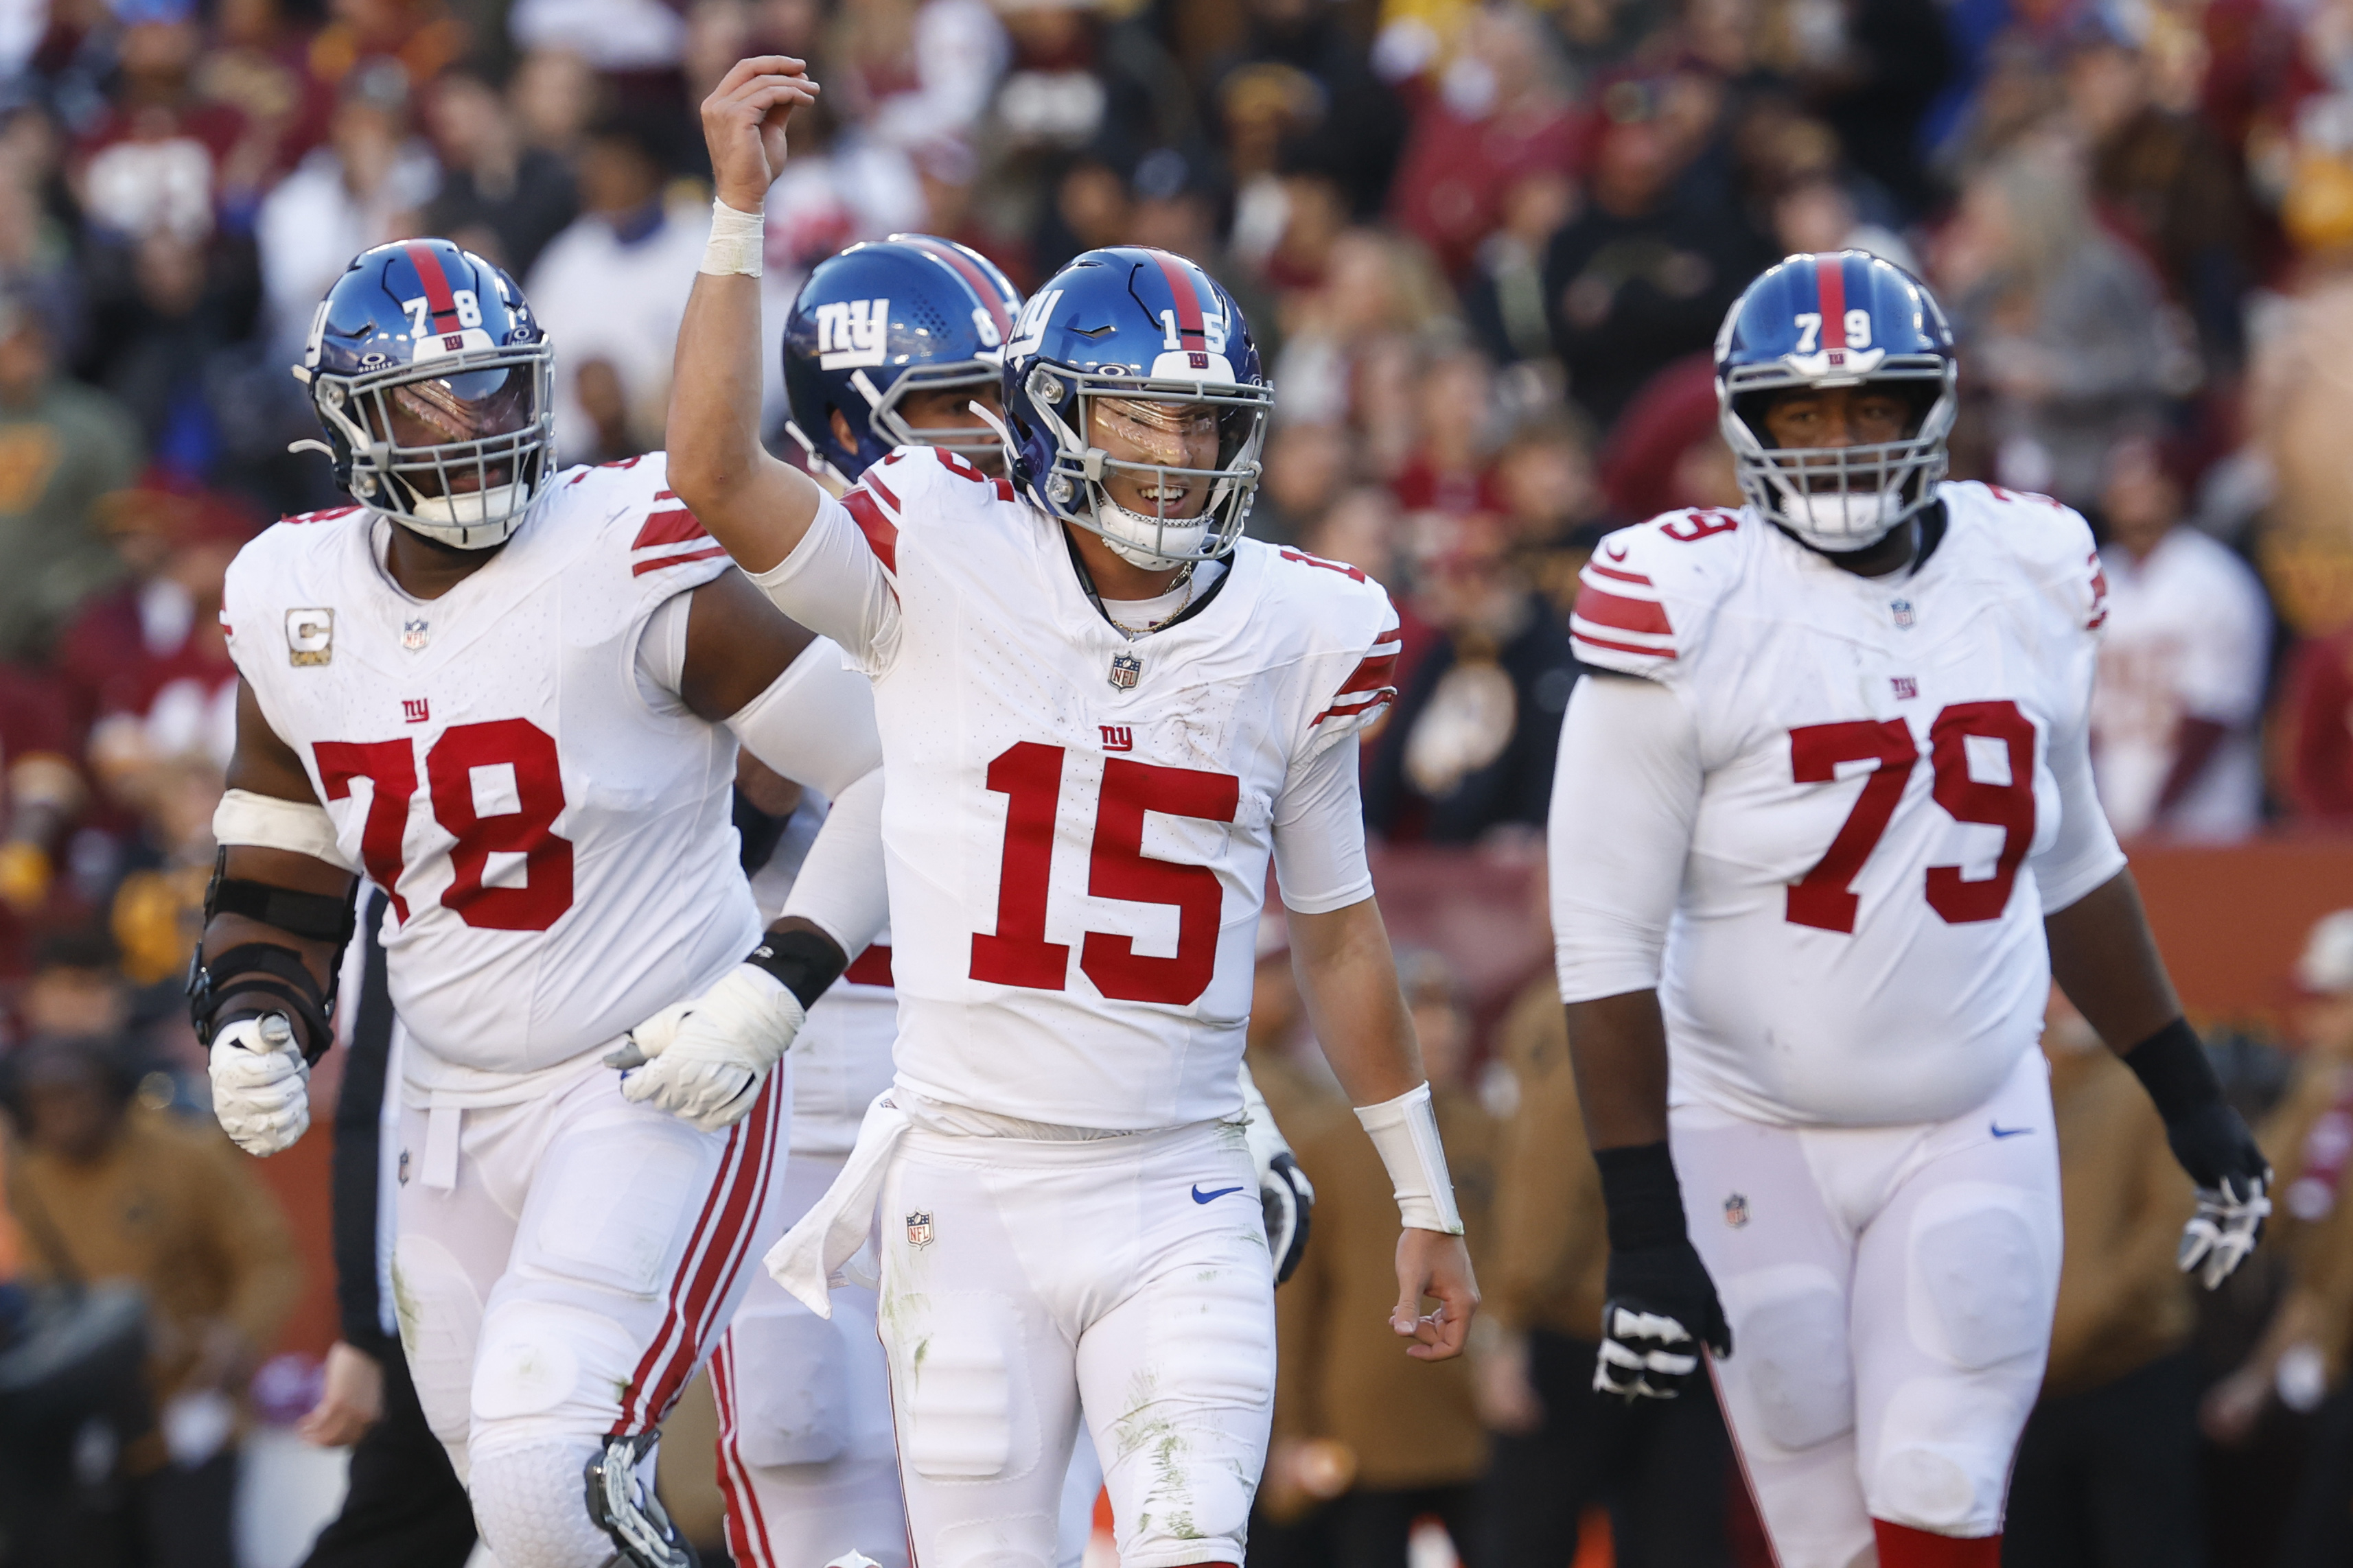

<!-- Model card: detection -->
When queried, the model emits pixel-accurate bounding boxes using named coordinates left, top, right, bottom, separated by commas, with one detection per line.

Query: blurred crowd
left=0, top=0, right=2342, bottom=1559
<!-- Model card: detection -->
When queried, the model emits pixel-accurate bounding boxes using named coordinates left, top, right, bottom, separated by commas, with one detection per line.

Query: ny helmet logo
left=818, top=299, right=891, bottom=369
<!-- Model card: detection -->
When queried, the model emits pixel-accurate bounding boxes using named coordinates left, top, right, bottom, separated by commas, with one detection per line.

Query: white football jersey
left=223, top=456, right=763, bottom=1100
left=755, top=446, right=1398, bottom=1130
left=1560, top=482, right=2126, bottom=1126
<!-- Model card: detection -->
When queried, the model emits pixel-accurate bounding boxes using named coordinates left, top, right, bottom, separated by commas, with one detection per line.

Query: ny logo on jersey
left=817, top=299, right=890, bottom=368
left=403, top=698, right=430, bottom=724
left=1891, top=677, right=1918, bottom=701
left=1100, top=725, right=1134, bottom=752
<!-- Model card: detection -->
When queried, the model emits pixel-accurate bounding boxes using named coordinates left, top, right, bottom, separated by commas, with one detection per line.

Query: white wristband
left=702, top=198, right=766, bottom=279
left=1354, top=1081, right=1464, bottom=1234
left=213, top=787, right=354, bottom=870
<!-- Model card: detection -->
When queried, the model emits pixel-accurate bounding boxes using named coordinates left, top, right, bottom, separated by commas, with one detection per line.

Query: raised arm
left=664, top=56, right=827, bottom=573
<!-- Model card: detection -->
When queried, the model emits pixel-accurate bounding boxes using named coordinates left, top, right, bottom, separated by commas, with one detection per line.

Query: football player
left=666, top=57, right=1476, bottom=1568
left=713, top=235, right=1319, bottom=1568
left=1545, top=251, right=2271, bottom=1568
left=195, top=237, right=888, bottom=1568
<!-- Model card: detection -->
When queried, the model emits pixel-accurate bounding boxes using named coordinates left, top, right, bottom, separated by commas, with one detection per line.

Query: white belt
left=765, top=1090, right=911, bottom=1318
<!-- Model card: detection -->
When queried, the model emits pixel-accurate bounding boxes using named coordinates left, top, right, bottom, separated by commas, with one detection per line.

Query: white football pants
left=877, top=1118, right=1275, bottom=1568
left=391, top=1048, right=790, bottom=1539
left=1672, top=1048, right=2061, bottom=1568
left=713, top=1149, right=909, bottom=1568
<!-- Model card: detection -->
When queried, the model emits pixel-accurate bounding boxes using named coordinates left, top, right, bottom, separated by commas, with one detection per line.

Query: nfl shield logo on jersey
left=402, top=617, right=430, bottom=651
left=1109, top=651, right=1142, bottom=690
left=1724, top=1193, right=1750, bottom=1228
left=906, top=1210, right=934, bottom=1248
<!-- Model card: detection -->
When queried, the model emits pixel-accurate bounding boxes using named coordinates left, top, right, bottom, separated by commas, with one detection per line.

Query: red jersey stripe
left=1573, top=629, right=1677, bottom=661
left=1573, top=585, right=1673, bottom=635
left=865, top=470, right=902, bottom=513
left=632, top=506, right=708, bottom=550
left=1312, top=688, right=1398, bottom=725
left=845, top=944, right=895, bottom=987
left=842, top=488, right=901, bottom=574
left=1818, top=255, right=1846, bottom=350
left=1584, top=563, right=1654, bottom=587
left=630, top=544, right=728, bottom=577
left=1334, top=650, right=1400, bottom=699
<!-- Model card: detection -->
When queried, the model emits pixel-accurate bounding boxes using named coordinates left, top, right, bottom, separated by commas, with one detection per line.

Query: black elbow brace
left=187, top=851, right=357, bottom=1061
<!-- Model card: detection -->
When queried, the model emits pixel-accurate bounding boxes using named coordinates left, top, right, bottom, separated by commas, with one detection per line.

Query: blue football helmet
left=1003, top=246, right=1271, bottom=567
left=783, top=234, right=1023, bottom=484
left=293, top=238, right=554, bottom=549
left=1715, top=250, right=1958, bottom=552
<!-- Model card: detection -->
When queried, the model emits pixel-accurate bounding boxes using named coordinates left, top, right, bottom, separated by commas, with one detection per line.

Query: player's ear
left=831, top=408, right=856, bottom=452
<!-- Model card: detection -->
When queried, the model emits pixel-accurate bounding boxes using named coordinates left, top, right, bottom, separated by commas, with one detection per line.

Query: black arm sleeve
left=329, top=891, right=397, bottom=1360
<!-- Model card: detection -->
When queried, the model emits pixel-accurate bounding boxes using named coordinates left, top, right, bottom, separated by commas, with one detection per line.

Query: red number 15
left=1785, top=700, right=2037, bottom=933
left=969, top=742, right=1239, bottom=1005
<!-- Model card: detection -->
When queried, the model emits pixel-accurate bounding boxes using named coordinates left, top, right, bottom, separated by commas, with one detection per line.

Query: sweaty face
left=1760, top=386, right=1912, bottom=452
left=1089, top=396, right=1220, bottom=518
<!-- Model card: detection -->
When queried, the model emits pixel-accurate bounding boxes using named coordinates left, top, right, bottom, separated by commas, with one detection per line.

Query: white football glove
left=208, top=1013, right=310, bottom=1156
left=610, top=963, right=805, bottom=1133
left=2179, top=1173, right=2272, bottom=1291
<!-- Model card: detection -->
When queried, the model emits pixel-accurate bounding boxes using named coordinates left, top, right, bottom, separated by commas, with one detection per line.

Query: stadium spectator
left=2002, top=990, right=2203, bottom=1567
left=2281, top=624, right=2353, bottom=826
left=0, top=294, right=141, bottom=659
left=1542, top=91, right=1767, bottom=431
left=528, top=110, right=708, bottom=460
left=418, top=68, right=578, bottom=278
left=1210, top=0, right=1404, bottom=221
left=2088, top=436, right=2273, bottom=841
left=1474, top=975, right=1737, bottom=1565
left=1365, top=511, right=1580, bottom=843
left=1261, top=950, right=1494, bottom=1568
left=3, top=1030, right=301, bottom=1568
left=1932, top=148, right=2177, bottom=508
left=0, top=663, right=83, bottom=944
left=253, top=60, right=439, bottom=355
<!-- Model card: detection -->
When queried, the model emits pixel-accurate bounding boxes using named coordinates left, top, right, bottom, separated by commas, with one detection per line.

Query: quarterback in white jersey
left=710, top=235, right=1320, bottom=1568
left=194, top=239, right=887, bottom=1568
left=665, top=57, right=1476, bottom=1568
left=1546, top=253, right=2271, bottom=1568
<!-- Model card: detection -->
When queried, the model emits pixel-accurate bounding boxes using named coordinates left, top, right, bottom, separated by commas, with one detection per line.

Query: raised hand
left=699, top=56, right=820, bottom=212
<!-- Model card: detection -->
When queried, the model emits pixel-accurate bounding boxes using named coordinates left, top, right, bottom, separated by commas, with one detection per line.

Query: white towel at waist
left=765, top=1090, right=910, bottom=1317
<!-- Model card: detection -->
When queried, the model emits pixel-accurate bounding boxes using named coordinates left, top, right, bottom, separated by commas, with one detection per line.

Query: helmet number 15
left=1785, top=701, right=2036, bottom=932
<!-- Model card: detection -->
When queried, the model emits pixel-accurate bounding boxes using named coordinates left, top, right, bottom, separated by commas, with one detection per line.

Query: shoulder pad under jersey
left=1569, top=507, right=1748, bottom=679
left=1943, top=481, right=2108, bottom=636
left=1260, top=543, right=1403, bottom=751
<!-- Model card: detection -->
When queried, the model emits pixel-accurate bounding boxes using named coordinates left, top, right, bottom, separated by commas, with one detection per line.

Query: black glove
left=1262, top=1151, right=1314, bottom=1286
left=2124, top=1018, right=2272, bottom=1289
left=1597, top=1239, right=1732, bottom=1400
left=1592, top=1143, right=1730, bottom=1401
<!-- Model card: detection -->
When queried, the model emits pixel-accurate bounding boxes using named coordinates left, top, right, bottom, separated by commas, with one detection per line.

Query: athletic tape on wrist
left=2123, top=1016, right=2223, bottom=1127
left=1354, top=1081, right=1465, bottom=1234
left=701, top=199, right=766, bottom=278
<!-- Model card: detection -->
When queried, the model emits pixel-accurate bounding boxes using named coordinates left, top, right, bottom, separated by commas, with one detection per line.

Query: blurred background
left=0, top=0, right=2348, bottom=1562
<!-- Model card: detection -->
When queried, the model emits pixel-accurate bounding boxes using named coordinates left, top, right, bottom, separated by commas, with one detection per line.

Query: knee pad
left=470, top=1437, right=627, bottom=1568
left=473, top=1298, right=649, bottom=1439
left=726, top=1309, right=853, bottom=1468
left=1868, top=1374, right=2024, bottom=1535
left=1725, top=1266, right=1855, bottom=1453
left=1907, top=1187, right=2054, bottom=1371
